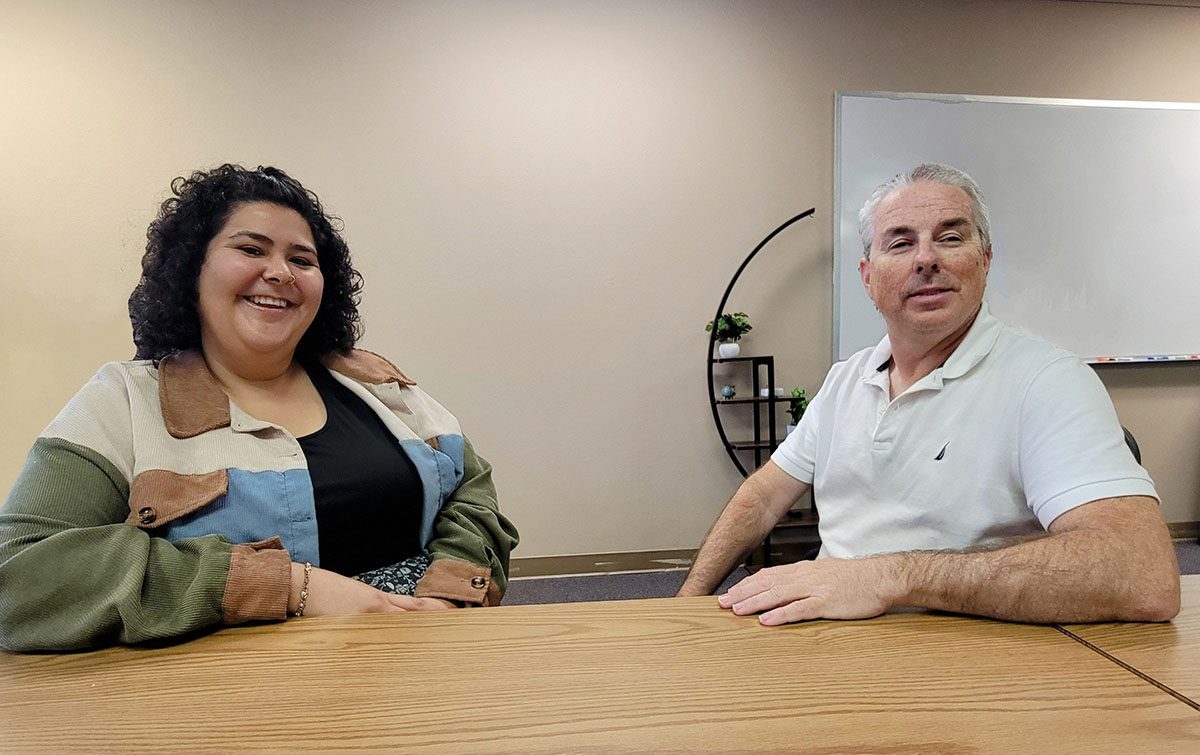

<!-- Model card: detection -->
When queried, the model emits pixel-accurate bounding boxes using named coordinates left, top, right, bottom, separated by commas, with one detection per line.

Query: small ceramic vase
left=717, top=341, right=741, bottom=359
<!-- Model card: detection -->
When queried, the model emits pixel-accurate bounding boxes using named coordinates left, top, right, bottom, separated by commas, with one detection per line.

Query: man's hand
left=717, top=556, right=906, bottom=626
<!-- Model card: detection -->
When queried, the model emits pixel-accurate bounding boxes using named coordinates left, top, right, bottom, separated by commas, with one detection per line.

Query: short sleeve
left=770, top=371, right=834, bottom=484
left=1018, top=356, right=1157, bottom=528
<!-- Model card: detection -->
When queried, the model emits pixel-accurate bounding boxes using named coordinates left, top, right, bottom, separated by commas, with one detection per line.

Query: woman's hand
left=289, top=563, right=411, bottom=616
left=390, top=596, right=459, bottom=611
left=288, top=564, right=463, bottom=616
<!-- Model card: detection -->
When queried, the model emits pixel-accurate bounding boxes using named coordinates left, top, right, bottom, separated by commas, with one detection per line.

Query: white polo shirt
left=772, top=304, right=1157, bottom=559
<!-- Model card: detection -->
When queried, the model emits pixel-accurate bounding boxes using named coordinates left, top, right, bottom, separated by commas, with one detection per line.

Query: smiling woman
left=0, top=165, right=519, bottom=652
left=197, top=203, right=326, bottom=378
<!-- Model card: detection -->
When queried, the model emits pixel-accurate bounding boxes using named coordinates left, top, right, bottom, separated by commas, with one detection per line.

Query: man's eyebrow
left=939, top=217, right=972, bottom=231
left=879, top=225, right=914, bottom=240
left=227, top=230, right=317, bottom=255
left=880, top=217, right=972, bottom=239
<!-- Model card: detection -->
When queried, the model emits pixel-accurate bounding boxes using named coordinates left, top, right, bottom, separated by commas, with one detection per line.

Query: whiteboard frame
left=833, top=89, right=1200, bottom=366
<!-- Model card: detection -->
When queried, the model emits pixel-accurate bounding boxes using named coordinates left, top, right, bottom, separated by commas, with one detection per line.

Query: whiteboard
left=834, top=91, right=1200, bottom=364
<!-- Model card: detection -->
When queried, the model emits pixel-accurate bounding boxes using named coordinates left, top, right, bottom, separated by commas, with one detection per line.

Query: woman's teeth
left=246, top=296, right=290, bottom=308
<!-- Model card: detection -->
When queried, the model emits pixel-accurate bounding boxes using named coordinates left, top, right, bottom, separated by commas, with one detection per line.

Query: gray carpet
left=1176, top=539, right=1200, bottom=574
left=505, top=541, right=1200, bottom=606
left=505, top=568, right=747, bottom=606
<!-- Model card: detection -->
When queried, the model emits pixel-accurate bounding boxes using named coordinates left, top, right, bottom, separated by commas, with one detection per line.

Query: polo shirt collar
left=860, top=301, right=1003, bottom=385
left=157, top=348, right=415, bottom=439
left=940, top=302, right=1003, bottom=379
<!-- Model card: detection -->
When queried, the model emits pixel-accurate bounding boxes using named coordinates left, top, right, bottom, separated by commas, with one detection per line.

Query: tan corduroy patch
left=414, top=558, right=499, bottom=606
left=322, top=349, right=416, bottom=387
left=221, top=537, right=291, bottom=624
left=127, top=468, right=228, bottom=529
left=158, top=350, right=231, bottom=439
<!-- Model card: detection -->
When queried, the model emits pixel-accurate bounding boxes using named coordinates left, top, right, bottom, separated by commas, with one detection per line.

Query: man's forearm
left=678, top=463, right=808, bottom=597
left=889, top=510, right=1179, bottom=623
left=721, top=497, right=1178, bottom=626
left=678, top=493, right=773, bottom=596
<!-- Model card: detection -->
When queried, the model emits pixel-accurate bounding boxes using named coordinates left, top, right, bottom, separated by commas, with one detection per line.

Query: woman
left=0, top=165, right=519, bottom=651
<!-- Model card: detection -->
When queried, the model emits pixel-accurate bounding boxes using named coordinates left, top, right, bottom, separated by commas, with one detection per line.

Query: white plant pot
left=717, top=341, right=741, bottom=359
left=786, top=424, right=797, bottom=436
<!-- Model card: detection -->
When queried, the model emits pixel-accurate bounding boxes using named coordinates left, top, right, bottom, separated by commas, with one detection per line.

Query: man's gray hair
left=857, top=163, right=991, bottom=258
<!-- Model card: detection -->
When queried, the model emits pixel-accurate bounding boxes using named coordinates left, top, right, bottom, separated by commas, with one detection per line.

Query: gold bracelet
left=292, top=561, right=312, bottom=618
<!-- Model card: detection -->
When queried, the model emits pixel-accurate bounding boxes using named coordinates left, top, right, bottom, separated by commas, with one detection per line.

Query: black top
left=298, top=362, right=424, bottom=575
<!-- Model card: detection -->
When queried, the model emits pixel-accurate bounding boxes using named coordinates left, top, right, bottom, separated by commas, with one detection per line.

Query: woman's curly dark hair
left=129, top=164, right=363, bottom=361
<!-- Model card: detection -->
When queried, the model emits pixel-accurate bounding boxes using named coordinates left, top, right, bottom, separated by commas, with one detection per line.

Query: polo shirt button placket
left=874, top=403, right=894, bottom=450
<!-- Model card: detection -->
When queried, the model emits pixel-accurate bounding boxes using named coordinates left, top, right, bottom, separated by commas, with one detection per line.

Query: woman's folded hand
left=387, top=596, right=459, bottom=611
left=289, top=563, right=402, bottom=615
left=289, top=563, right=462, bottom=615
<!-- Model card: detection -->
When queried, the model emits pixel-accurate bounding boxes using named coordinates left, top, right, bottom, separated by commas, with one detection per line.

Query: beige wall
left=2, top=0, right=1198, bottom=558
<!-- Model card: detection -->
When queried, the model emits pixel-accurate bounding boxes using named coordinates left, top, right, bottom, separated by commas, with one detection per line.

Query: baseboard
left=510, top=549, right=697, bottom=578
left=1170, top=521, right=1200, bottom=540
left=513, top=521, right=1200, bottom=578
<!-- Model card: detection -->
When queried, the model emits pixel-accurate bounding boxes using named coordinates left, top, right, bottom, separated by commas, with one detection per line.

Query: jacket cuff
left=220, top=537, right=292, bottom=624
left=414, top=558, right=501, bottom=606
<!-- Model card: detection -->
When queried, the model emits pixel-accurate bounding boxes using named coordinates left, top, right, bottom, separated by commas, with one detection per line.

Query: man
left=678, top=164, right=1180, bottom=625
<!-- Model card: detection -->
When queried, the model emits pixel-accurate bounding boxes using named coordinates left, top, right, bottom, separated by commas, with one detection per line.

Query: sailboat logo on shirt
left=934, top=443, right=949, bottom=461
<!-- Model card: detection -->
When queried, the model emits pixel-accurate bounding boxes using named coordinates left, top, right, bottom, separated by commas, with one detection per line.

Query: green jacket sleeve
left=0, top=438, right=284, bottom=652
left=415, top=437, right=519, bottom=606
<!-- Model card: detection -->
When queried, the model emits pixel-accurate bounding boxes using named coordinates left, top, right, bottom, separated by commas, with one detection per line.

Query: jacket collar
left=158, top=348, right=415, bottom=439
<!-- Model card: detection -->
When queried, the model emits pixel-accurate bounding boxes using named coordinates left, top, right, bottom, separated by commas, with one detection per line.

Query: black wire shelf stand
left=706, top=209, right=816, bottom=478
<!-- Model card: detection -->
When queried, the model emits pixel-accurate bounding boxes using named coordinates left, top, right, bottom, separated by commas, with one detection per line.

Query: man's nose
left=913, top=238, right=940, bottom=274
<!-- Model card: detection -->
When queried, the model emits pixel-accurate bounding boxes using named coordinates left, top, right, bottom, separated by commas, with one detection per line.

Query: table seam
left=1052, top=625, right=1200, bottom=712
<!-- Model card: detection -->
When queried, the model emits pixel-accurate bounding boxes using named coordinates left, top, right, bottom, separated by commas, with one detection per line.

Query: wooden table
left=3, top=593, right=1198, bottom=753
left=1059, top=573, right=1200, bottom=709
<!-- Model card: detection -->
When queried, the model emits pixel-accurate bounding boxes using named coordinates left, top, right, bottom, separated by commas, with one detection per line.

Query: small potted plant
left=786, top=387, right=808, bottom=435
left=705, top=312, right=753, bottom=358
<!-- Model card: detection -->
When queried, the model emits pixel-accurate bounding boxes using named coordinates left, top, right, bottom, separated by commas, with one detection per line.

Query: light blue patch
left=434, top=434, right=465, bottom=485
left=157, top=468, right=320, bottom=566
left=398, top=436, right=463, bottom=549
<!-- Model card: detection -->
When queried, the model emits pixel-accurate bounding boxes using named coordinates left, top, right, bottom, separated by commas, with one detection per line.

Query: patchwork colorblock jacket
left=0, top=349, right=519, bottom=651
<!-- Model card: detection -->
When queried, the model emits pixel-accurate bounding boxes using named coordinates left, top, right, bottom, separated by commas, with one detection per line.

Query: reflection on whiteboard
left=835, top=92, right=1200, bottom=364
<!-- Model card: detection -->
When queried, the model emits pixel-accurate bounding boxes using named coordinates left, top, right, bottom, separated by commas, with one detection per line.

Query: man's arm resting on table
left=677, top=461, right=810, bottom=597
left=721, top=495, right=1180, bottom=625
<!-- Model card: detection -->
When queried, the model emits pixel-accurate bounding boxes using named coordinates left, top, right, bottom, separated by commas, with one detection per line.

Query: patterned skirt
left=354, top=554, right=431, bottom=595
